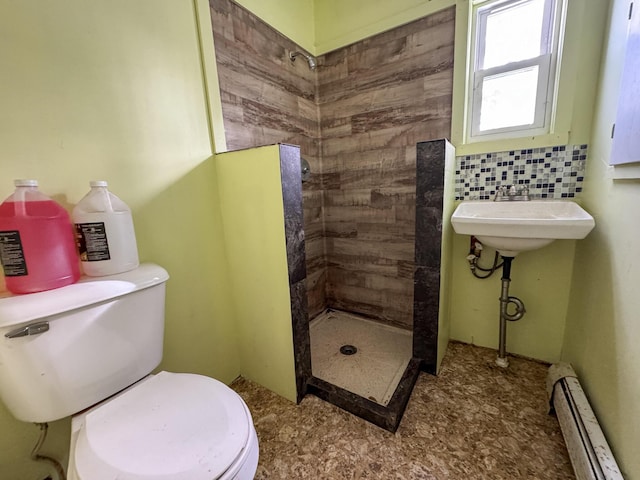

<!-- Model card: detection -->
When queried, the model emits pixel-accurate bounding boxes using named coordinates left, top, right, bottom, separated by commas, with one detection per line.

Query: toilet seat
left=73, top=371, right=252, bottom=480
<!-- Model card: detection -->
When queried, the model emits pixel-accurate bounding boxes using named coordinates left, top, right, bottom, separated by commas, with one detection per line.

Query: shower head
left=289, top=51, right=316, bottom=70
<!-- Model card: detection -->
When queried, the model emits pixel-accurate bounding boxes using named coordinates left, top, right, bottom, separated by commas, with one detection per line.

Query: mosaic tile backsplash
left=455, top=144, right=587, bottom=200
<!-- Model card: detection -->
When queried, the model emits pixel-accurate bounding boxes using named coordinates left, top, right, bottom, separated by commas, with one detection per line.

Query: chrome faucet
left=494, top=184, right=530, bottom=201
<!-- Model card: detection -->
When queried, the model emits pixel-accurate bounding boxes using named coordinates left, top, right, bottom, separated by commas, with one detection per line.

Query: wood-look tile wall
left=318, top=8, right=455, bottom=328
left=209, top=0, right=326, bottom=319
left=209, top=0, right=455, bottom=328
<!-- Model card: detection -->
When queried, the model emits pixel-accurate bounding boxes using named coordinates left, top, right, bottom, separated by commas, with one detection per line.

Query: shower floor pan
left=308, top=309, right=420, bottom=432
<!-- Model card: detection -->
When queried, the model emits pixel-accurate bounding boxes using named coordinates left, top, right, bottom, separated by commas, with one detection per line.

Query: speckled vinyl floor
left=231, top=341, right=574, bottom=479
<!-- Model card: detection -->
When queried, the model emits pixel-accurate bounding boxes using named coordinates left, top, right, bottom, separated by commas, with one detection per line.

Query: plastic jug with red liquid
left=0, top=180, right=80, bottom=294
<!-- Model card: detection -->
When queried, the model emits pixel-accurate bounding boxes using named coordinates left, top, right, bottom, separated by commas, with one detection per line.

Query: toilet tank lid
left=0, top=263, right=169, bottom=329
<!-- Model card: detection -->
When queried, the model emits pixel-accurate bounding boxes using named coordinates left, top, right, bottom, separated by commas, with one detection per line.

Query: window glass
left=479, top=66, right=538, bottom=130
left=482, top=0, right=547, bottom=69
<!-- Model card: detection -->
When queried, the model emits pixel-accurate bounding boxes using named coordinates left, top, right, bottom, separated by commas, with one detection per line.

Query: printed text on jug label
left=75, top=222, right=111, bottom=262
left=0, top=231, right=28, bottom=276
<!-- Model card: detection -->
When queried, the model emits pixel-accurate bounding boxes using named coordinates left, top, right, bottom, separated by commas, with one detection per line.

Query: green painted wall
left=314, top=0, right=455, bottom=54
left=234, top=0, right=316, bottom=54
left=446, top=0, right=607, bottom=363
left=0, top=1, right=240, bottom=477
left=449, top=236, right=577, bottom=363
left=216, top=146, right=298, bottom=403
left=561, top=0, right=640, bottom=476
left=234, top=0, right=450, bottom=55
left=451, top=0, right=608, bottom=156
left=447, top=0, right=609, bottom=361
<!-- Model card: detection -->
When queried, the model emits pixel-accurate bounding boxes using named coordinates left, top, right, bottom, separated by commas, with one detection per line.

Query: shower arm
left=289, top=51, right=317, bottom=70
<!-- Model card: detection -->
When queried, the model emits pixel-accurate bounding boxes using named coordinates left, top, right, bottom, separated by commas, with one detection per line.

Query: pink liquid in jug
left=0, top=200, right=80, bottom=294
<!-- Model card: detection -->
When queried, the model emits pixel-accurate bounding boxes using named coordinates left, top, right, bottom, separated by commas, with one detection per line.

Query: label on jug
left=75, top=222, right=111, bottom=262
left=0, top=230, right=28, bottom=276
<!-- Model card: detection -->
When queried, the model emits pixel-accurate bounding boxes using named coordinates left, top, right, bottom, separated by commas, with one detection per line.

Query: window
left=467, top=0, right=565, bottom=142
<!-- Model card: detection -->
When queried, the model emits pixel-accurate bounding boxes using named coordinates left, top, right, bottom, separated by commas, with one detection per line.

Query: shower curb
left=307, top=358, right=421, bottom=432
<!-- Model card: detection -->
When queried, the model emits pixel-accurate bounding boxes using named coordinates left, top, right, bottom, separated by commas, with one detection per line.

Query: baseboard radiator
left=547, top=364, right=624, bottom=480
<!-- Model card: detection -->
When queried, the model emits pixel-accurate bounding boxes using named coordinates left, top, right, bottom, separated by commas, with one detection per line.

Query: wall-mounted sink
left=451, top=200, right=596, bottom=256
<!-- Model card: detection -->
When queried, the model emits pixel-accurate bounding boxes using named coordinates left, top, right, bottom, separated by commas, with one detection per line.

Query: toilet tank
left=0, top=264, right=169, bottom=423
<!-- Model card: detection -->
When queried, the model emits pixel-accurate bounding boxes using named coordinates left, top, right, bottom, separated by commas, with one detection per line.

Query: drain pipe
left=496, top=256, right=526, bottom=367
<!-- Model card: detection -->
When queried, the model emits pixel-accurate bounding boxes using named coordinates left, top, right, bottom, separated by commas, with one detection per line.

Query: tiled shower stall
left=209, top=0, right=454, bottom=429
left=210, top=0, right=454, bottom=329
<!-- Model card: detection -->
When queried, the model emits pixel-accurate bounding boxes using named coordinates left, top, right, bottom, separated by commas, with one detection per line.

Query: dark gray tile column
left=279, top=144, right=312, bottom=402
left=413, top=139, right=446, bottom=374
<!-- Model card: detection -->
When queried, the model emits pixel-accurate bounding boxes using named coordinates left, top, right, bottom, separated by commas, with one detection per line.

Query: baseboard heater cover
left=547, top=363, right=624, bottom=480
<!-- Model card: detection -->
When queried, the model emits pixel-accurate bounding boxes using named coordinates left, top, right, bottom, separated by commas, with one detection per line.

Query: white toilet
left=0, top=264, right=258, bottom=479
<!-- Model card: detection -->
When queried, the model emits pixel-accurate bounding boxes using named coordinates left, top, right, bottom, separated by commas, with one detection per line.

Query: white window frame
left=466, top=0, right=565, bottom=143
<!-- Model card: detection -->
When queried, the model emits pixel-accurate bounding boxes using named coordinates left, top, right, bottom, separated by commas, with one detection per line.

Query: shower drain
left=339, top=344, right=358, bottom=355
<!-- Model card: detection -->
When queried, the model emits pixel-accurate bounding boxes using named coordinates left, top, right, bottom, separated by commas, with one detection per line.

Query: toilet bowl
left=0, top=264, right=259, bottom=479
left=67, top=372, right=259, bottom=480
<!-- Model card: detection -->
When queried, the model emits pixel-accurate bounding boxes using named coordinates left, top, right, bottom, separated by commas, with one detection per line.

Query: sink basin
left=451, top=200, right=595, bottom=256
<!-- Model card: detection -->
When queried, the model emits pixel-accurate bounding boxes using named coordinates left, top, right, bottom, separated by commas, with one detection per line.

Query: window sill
left=452, top=131, right=570, bottom=156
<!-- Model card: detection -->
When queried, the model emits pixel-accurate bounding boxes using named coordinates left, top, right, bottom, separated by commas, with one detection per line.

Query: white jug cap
left=14, top=179, right=38, bottom=187
left=89, top=180, right=108, bottom=187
